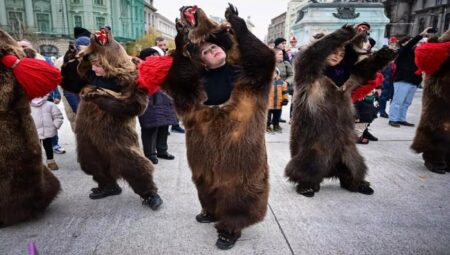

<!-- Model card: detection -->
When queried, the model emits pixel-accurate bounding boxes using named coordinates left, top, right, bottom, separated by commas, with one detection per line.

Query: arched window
left=39, top=45, right=59, bottom=57
left=445, top=13, right=450, bottom=31
left=418, top=18, right=426, bottom=33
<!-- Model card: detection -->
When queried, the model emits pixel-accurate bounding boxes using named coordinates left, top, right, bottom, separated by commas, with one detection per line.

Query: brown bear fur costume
left=0, top=29, right=60, bottom=227
left=163, top=5, right=274, bottom=242
left=285, top=26, right=396, bottom=197
left=61, top=27, right=159, bottom=205
left=411, top=29, right=450, bottom=174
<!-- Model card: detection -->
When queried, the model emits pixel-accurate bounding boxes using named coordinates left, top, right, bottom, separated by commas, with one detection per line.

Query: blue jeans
left=389, top=81, right=417, bottom=122
left=64, top=91, right=80, bottom=113
left=52, top=135, right=59, bottom=148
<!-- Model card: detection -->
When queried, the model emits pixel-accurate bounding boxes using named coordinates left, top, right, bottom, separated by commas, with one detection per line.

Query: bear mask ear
left=94, top=27, right=109, bottom=46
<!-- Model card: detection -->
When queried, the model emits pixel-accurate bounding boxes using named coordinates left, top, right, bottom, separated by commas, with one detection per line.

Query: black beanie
left=274, top=37, right=286, bottom=47
left=74, top=27, right=91, bottom=39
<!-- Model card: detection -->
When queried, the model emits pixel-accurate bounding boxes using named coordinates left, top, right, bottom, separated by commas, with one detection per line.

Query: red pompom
left=415, top=41, right=450, bottom=76
left=1, top=54, right=62, bottom=99
left=351, top=72, right=384, bottom=103
left=137, top=56, right=173, bottom=95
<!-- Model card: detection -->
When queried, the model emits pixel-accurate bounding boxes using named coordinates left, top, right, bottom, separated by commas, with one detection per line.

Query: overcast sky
left=155, top=0, right=290, bottom=40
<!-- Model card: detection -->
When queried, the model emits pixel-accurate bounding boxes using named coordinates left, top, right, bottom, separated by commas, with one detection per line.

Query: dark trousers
left=51, top=135, right=59, bottom=148
left=268, top=109, right=282, bottom=127
left=141, top=126, right=169, bottom=158
left=64, top=91, right=80, bottom=113
left=42, top=138, right=54, bottom=160
left=379, top=86, right=394, bottom=114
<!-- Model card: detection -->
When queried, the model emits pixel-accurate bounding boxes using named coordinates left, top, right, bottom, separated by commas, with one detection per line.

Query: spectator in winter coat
left=388, top=27, right=433, bottom=127
left=379, top=61, right=396, bottom=118
left=274, top=48, right=294, bottom=122
left=30, top=95, right=64, bottom=170
left=267, top=68, right=289, bottom=133
left=138, top=47, right=178, bottom=164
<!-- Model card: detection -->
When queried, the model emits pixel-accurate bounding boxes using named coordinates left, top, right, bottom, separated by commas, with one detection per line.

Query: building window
left=72, top=0, right=81, bottom=3
left=445, top=13, right=450, bottom=31
left=431, top=16, right=438, bottom=29
left=8, top=11, right=23, bottom=32
left=96, top=17, right=105, bottom=28
left=436, top=0, right=443, bottom=5
left=94, top=0, right=104, bottom=5
left=418, top=18, right=425, bottom=33
left=36, top=13, right=51, bottom=33
left=74, top=16, right=82, bottom=27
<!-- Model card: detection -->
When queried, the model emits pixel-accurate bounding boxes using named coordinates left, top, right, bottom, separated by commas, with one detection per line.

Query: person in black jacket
left=138, top=47, right=178, bottom=164
left=388, top=27, right=433, bottom=127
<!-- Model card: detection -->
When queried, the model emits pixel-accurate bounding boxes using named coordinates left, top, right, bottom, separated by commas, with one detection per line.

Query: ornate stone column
left=24, top=0, right=35, bottom=28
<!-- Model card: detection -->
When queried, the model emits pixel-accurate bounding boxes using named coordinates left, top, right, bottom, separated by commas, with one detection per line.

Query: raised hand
left=225, top=3, right=239, bottom=21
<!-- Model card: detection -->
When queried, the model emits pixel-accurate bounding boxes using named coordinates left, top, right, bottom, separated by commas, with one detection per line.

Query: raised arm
left=296, top=26, right=356, bottom=85
left=162, top=20, right=204, bottom=115
left=224, top=4, right=275, bottom=90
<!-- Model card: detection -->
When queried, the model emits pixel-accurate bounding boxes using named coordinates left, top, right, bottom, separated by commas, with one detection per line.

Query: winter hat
left=389, top=37, right=398, bottom=44
left=274, top=37, right=287, bottom=47
left=355, top=22, right=371, bottom=31
left=290, top=36, right=297, bottom=43
left=74, top=27, right=91, bottom=39
left=139, top=47, right=160, bottom=60
left=75, top=36, right=90, bottom=48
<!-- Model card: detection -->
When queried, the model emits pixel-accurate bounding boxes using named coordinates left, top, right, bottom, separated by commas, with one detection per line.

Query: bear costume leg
left=214, top=183, right=269, bottom=250
left=193, top=177, right=217, bottom=223
left=285, top=149, right=327, bottom=197
left=338, top=147, right=374, bottom=195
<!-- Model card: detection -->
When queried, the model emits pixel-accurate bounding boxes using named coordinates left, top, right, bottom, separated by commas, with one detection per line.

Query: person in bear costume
left=285, top=25, right=396, bottom=197
left=60, top=27, right=162, bottom=209
left=411, top=29, right=450, bottom=174
left=0, top=29, right=61, bottom=227
left=162, top=4, right=274, bottom=250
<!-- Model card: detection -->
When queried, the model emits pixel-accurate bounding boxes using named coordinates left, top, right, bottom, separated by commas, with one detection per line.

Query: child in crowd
left=30, top=95, right=64, bottom=170
left=268, top=68, right=288, bottom=133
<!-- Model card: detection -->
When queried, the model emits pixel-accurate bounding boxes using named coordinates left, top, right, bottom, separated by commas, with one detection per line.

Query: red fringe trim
left=351, top=72, right=384, bottom=103
left=415, top=41, right=450, bottom=76
left=137, top=56, right=173, bottom=95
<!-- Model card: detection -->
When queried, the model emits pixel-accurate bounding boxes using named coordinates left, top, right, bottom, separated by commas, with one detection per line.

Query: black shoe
left=380, top=112, right=389, bottom=118
left=143, top=193, right=163, bottom=210
left=157, top=153, right=175, bottom=160
left=424, top=162, right=447, bottom=174
left=89, top=185, right=122, bottom=200
left=398, top=121, right=415, bottom=127
left=279, top=118, right=286, bottom=123
left=171, top=125, right=185, bottom=133
left=149, top=155, right=158, bottom=164
left=296, top=184, right=319, bottom=197
left=358, top=184, right=374, bottom=195
left=363, top=129, right=378, bottom=141
left=388, top=121, right=401, bottom=127
left=195, top=211, right=216, bottom=223
left=216, top=232, right=241, bottom=250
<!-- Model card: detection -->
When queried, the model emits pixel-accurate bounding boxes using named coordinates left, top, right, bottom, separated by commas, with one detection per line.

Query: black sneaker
left=363, top=129, right=378, bottom=141
left=171, top=125, right=185, bottom=133
left=388, top=121, right=401, bottom=127
left=279, top=118, right=287, bottom=123
left=89, top=185, right=122, bottom=200
left=398, top=121, right=415, bottom=127
left=380, top=112, right=389, bottom=118
left=195, top=211, right=216, bottom=223
left=149, top=155, right=158, bottom=164
left=157, top=153, right=175, bottom=160
left=216, top=232, right=241, bottom=250
left=143, top=193, right=163, bottom=210
left=424, top=162, right=447, bottom=174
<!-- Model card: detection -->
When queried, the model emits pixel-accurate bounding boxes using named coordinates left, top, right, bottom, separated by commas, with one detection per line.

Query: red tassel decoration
left=415, top=41, right=450, bottom=76
left=351, top=72, right=384, bottom=103
left=137, top=56, right=173, bottom=95
left=1, top=54, right=62, bottom=99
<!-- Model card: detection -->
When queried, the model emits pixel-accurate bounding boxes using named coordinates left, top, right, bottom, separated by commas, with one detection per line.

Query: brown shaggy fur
left=163, top=5, right=274, bottom=236
left=411, top=29, right=450, bottom=172
left=0, top=29, right=60, bottom=227
left=64, top=28, right=158, bottom=198
left=285, top=26, right=396, bottom=195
